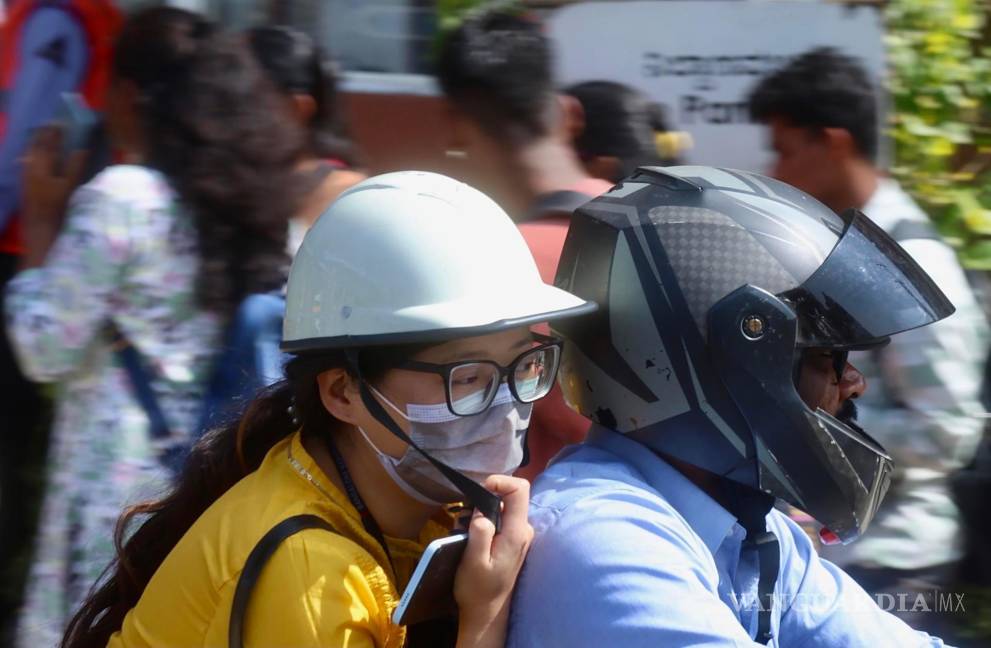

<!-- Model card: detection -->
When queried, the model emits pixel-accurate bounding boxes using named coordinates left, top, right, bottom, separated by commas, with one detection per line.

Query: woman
left=6, top=8, right=301, bottom=644
left=63, top=171, right=596, bottom=646
left=565, top=80, right=688, bottom=182
left=247, top=25, right=366, bottom=254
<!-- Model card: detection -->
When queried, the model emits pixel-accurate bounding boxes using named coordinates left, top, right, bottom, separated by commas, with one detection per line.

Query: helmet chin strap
left=716, top=478, right=779, bottom=645
left=345, top=349, right=503, bottom=531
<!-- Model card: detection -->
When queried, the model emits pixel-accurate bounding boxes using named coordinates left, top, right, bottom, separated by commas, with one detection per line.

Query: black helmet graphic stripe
left=555, top=196, right=755, bottom=472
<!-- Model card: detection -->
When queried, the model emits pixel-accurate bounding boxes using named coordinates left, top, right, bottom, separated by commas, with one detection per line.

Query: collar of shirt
left=534, top=424, right=767, bottom=639
left=584, top=423, right=741, bottom=555
left=861, top=177, right=926, bottom=232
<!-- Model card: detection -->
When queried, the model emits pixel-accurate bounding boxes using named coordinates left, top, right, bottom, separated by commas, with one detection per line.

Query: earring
left=445, top=148, right=468, bottom=159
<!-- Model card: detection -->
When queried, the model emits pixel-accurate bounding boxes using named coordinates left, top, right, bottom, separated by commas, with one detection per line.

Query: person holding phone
left=6, top=8, right=304, bottom=645
left=62, top=171, right=595, bottom=648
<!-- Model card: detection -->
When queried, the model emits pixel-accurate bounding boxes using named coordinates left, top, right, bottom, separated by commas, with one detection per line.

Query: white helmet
left=282, top=171, right=596, bottom=352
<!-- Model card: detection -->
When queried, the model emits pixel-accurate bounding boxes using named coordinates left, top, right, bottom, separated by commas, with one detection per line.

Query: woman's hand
left=454, top=475, right=534, bottom=648
left=20, top=126, right=88, bottom=269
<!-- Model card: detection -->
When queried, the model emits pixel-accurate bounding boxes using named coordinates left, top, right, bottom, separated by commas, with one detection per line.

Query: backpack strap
left=521, top=190, right=591, bottom=223
left=196, top=293, right=287, bottom=438
left=229, top=514, right=335, bottom=648
left=110, top=324, right=171, bottom=440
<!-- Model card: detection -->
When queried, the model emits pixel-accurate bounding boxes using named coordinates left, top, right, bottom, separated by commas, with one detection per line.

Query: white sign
left=548, top=1, right=885, bottom=172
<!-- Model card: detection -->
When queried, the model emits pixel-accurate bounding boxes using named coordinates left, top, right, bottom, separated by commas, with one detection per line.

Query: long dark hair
left=247, top=25, right=356, bottom=164
left=61, top=344, right=421, bottom=647
left=114, top=7, right=305, bottom=314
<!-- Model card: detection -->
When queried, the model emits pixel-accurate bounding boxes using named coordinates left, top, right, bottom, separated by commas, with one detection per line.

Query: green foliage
left=887, top=0, right=991, bottom=267
left=436, top=0, right=522, bottom=39
left=954, top=584, right=991, bottom=643
left=437, top=0, right=490, bottom=34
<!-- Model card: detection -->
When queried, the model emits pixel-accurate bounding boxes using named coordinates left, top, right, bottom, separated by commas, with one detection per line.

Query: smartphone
left=392, top=533, right=468, bottom=627
left=54, top=93, right=98, bottom=160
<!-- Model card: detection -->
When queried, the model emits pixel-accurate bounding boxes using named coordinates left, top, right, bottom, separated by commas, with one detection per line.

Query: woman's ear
left=584, top=155, right=620, bottom=183
left=316, top=368, right=360, bottom=423
left=291, top=92, right=318, bottom=125
left=558, top=93, right=585, bottom=144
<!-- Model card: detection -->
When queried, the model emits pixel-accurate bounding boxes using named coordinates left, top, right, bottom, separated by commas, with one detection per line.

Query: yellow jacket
left=109, top=431, right=448, bottom=647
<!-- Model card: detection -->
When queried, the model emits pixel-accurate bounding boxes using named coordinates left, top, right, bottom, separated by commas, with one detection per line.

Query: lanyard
left=325, top=435, right=396, bottom=576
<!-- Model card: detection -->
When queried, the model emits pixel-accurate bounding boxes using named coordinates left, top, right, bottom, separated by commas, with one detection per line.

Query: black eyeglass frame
left=394, top=332, right=564, bottom=416
left=800, top=347, right=850, bottom=383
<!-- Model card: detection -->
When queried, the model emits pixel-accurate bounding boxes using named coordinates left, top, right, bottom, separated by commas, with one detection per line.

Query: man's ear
left=557, top=93, right=585, bottom=143
left=316, top=368, right=360, bottom=424
left=822, top=127, right=858, bottom=161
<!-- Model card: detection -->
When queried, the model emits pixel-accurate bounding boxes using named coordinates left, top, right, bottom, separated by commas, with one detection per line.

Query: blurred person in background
left=564, top=80, right=687, bottom=183
left=748, top=47, right=990, bottom=638
left=0, top=0, right=120, bottom=638
left=0, top=0, right=119, bottom=244
left=247, top=25, right=365, bottom=256
left=5, top=7, right=303, bottom=644
left=437, top=10, right=613, bottom=482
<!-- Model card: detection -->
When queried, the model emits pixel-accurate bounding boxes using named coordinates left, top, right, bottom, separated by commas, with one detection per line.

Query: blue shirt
left=0, top=6, right=88, bottom=231
left=507, top=425, right=949, bottom=647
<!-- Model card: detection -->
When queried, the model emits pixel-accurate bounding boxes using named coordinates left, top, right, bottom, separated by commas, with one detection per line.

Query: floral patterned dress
left=4, top=165, right=223, bottom=646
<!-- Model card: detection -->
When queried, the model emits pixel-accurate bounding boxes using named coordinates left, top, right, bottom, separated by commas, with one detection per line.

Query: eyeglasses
left=396, top=333, right=564, bottom=416
left=802, top=348, right=850, bottom=381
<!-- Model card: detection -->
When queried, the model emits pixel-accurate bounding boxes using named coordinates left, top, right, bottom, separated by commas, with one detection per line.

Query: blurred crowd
left=0, top=1, right=989, bottom=647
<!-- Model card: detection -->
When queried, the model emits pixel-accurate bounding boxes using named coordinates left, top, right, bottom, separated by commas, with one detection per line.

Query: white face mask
left=358, top=383, right=532, bottom=505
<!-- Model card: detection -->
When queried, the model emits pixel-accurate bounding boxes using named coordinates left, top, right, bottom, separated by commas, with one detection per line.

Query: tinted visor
left=784, top=210, right=955, bottom=348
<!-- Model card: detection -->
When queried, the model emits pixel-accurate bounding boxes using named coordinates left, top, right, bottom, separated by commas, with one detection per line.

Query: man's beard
left=836, top=399, right=859, bottom=424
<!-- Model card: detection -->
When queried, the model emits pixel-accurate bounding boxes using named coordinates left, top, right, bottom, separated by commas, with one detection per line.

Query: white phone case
left=392, top=533, right=468, bottom=626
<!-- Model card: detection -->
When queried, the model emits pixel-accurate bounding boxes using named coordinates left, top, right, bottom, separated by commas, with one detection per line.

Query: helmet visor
left=784, top=210, right=955, bottom=349
left=768, top=408, right=893, bottom=544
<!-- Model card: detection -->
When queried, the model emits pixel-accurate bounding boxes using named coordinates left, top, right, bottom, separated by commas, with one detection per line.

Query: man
left=508, top=166, right=956, bottom=646
left=748, top=48, right=988, bottom=633
left=436, top=11, right=613, bottom=480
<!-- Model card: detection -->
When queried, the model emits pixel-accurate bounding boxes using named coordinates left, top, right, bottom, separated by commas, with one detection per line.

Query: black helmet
left=553, top=166, right=954, bottom=542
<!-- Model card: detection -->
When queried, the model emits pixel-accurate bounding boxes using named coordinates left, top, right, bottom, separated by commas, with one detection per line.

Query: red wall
left=343, top=92, right=457, bottom=175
